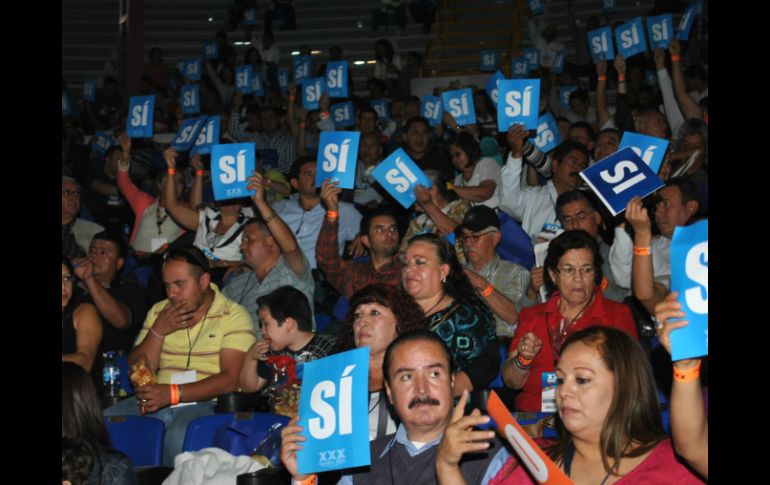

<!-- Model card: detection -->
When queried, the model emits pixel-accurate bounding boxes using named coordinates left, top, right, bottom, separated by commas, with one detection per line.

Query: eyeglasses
left=62, top=189, right=81, bottom=198
left=554, top=266, right=595, bottom=278
left=560, top=210, right=594, bottom=227
left=458, top=230, right=497, bottom=244
left=163, top=247, right=210, bottom=273
left=372, top=226, right=398, bottom=235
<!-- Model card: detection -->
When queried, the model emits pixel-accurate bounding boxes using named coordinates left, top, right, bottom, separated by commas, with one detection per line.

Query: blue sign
left=690, top=0, right=704, bottom=16
left=126, top=95, right=155, bottom=138
left=203, top=41, right=218, bottom=59
left=252, top=71, right=265, bottom=96
left=619, top=131, right=669, bottom=174
left=579, top=147, right=664, bottom=216
left=480, top=50, right=498, bottom=72
left=552, top=49, right=566, bottom=75
left=510, top=57, right=530, bottom=79
left=523, top=48, right=540, bottom=71
left=325, top=61, right=348, bottom=98
left=92, top=131, right=118, bottom=155
left=191, top=115, right=220, bottom=155
left=181, top=58, right=202, bottom=81
left=441, top=88, right=476, bottom=126
left=293, top=55, right=312, bottom=83
left=62, top=93, right=73, bottom=116
left=527, top=0, right=544, bottom=15
left=236, top=65, right=253, bottom=94
left=297, top=348, right=371, bottom=474
left=587, top=27, right=615, bottom=61
left=529, top=113, right=561, bottom=154
left=370, top=99, right=390, bottom=120
left=647, top=14, right=674, bottom=50
left=559, top=85, right=579, bottom=109
left=315, top=132, right=361, bottom=189
left=644, top=70, right=657, bottom=87
left=422, top=95, right=443, bottom=127
left=243, top=7, right=257, bottom=25
left=485, top=71, right=506, bottom=109
left=331, top=102, right=355, bottom=128
left=278, top=68, right=290, bottom=92
left=602, top=0, right=617, bottom=12
left=615, top=17, right=647, bottom=59
left=497, top=79, right=541, bottom=132
left=676, top=5, right=697, bottom=40
left=82, top=80, right=96, bottom=103
left=371, top=148, right=432, bottom=209
left=211, top=143, right=256, bottom=201
left=180, top=84, right=200, bottom=114
left=669, top=219, right=708, bottom=361
left=171, top=116, right=207, bottom=152
left=302, top=77, right=325, bottom=110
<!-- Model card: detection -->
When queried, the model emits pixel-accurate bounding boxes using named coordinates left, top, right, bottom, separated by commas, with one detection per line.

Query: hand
left=613, top=53, right=626, bottom=75
left=517, top=332, right=542, bottom=361
left=529, top=266, right=545, bottom=293
left=625, top=196, right=651, bottom=236
left=71, top=258, right=94, bottom=282
left=653, top=292, right=699, bottom=369
left=347, top=234, right=367, bottom=258
left=506, top=123, right=529, bottom=157
left=319, top=93, right=330, bottom=112
left=119, top=132, right=131, bottom=152
left=463, top=268, right=488, bottom=291
left=442, top=111, right=458, bottom=130
left=414, top=184, right=433, bottom=206
left=658, top=156, right=672, bottom=181
left=152, top=300, right=197, bottom=336
left=163, top=147, right=178, bottom=169
left=134, top=384, right=171, bottom=414
left=596, top=55, right=607, bottom=77
left=248, top=340, right=272, bottom=361
left=289, top=82, right=297, bottom=99
left=436, top=390, right=495, bottom=471
left=668, top=38, right=681, bottom=56
left=653, top=47, right=666, bottom=70
left=280, top=416, right=312, bottom=481
left=190, top=152, right=204, bottom=171
left=319, top=178, right=341, bottom=211
left=246, top=171, right=267, bottom=203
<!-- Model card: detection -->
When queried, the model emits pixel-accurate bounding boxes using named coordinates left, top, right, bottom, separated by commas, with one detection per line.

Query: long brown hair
left=61, top=362, right=113, bottom=449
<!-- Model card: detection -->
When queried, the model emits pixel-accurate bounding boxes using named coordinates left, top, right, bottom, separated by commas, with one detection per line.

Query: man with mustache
left=499, top=124, right=590, bottom=241
left=316, top=179, right=404, bottom=299
left=280, top=330, right=510, bottom=484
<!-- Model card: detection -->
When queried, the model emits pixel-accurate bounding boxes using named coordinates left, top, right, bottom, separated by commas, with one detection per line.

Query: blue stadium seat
left=182, top=412, right=290, bottom=456
left=104, top=415, right=165, bottom=466
left=497, top=211, right=535, bottom=270
left=489, top=344, right=508, bottom=388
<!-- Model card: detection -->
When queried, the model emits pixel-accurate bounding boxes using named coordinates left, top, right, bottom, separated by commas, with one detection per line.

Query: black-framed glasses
left=163, top=246, right=210, bottom=273
left=458, top=230, right=497, bottom=244
left=560, top=210, right=595, bottom=227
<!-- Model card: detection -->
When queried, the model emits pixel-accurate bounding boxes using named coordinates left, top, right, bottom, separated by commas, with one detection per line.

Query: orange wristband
left=169, top=384, right=180, bottom=405
left=481, top=283, right=494, bottom=297
left=618, top=74, right=626, bottom=82
left=597, top=75, right=607, bottom=81
left=633, top=246, right=651, bottom=256
left=293, top=475, right=318, bottom=485
left=517, top=354, right=533, bottom=366
left=673, top=361, right=701, bottom=382
left=670, top=55, right=681, bottom=62
left=326, top=210, right=339, bottom=219
left=195, top=169, right=205, bottom=177
left=167, top=168, right=176, bottom=175
left=320, top=111, right=330, bottom=120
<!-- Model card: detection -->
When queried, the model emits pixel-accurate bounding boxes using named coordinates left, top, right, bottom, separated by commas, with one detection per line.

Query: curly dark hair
left=405, top=233, right=494, bottom=322
left=337, top=284, right=428, bottom=351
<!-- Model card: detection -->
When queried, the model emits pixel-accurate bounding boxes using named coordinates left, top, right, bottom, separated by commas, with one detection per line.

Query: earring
left=441, top=275, right=447, bottom=284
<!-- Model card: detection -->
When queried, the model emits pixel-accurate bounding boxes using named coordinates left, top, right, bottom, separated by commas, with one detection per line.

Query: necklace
left=550, top=294, right=595, bottom=353
left=156, top=204, right=168, bottom=235
left=423, top=292, right=447, bottom=316
left=185, top=299, right=213, bottom=369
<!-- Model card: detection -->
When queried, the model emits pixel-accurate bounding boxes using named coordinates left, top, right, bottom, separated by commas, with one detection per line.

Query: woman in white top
left=373, top=38, right=403, bottom=97
left=449, top=131, right=502, bottom=209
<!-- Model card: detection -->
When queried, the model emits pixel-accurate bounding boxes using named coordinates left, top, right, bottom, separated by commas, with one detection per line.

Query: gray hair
left=62, top=175, right=81, bottom=189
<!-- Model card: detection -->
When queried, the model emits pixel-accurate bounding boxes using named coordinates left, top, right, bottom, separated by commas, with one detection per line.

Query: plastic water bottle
left=102, top=351, right=121, bottom=398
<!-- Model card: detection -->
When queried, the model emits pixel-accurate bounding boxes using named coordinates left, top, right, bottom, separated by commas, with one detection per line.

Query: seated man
left=457, top=206, right=530, bottom=339
left=63, top=176, right=104, bottom=259
left=280, top=330, right=510, bottom=484
left=103, top=245, right=256, bottom=466
left=72, top=231, right=147, bottom=353
left=239, top=286, right=338, bottom=393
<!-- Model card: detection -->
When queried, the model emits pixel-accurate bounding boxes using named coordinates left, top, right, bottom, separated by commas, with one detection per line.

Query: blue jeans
left=103, top=398, right=216, bottom=466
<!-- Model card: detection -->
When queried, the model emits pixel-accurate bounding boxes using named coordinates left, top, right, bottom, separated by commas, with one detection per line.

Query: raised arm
left=162, top=147, right=200, bottom=230
left=668, top=39, right=703, bottom=120
left=286, top=83, right=301, bottom=137
left=595, top=56, right=611, bottom=129
left=73, top=257, right=131, bottom=330
left=654, top=47, right=685, bottom=138
left=414, top=184, right=461, bottom=235
left=189, top=152, right=205, bottom=210
left=498, top=124, right=530, bottom=221
left=315, top=178, right=355, bottom=298
left=612, top=54, right=635, bottom=133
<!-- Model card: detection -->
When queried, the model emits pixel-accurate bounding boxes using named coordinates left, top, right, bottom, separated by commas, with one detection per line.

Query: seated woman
left=62, top=362, right=137, bottom=485
left=62, top=257, right=103, bottom=386
left=402, top=233, right=499, bottom=395
left=503, top=230, right=637, bottom=412
left=162, top=147, right=253, bottom=284
left=336, top=284, right=427, bottom=440
left=448, top=131, right=502, bottom=210
left=483, top=326, right=704, bottom=484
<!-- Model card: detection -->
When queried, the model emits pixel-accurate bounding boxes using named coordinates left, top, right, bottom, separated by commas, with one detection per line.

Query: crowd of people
left=62, top=0, right=708, bottom=483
